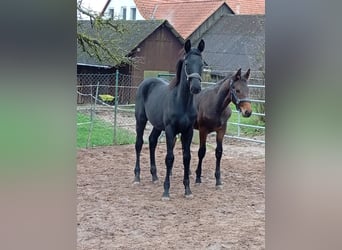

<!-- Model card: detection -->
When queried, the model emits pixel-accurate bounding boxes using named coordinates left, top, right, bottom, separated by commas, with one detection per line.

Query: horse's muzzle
left=187, top=73, right=202, bottom=94
left=189, top=78, right=201, bottom=94
left=240, top=102, right=253, bottom=117
left=190, top=84, right=201, bottom=94
left=242, top=109, right=252, bottom=117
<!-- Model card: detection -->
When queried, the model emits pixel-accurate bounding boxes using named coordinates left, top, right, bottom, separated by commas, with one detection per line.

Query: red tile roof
left=134, top=0, right=160, bottom=19
left=226, top=0, right=264, bottom=14
left=134, top=0, right=264, bottom=39
left=156, top=1, right=227, bottom=39
left=135, top=0, right=265, bottom=18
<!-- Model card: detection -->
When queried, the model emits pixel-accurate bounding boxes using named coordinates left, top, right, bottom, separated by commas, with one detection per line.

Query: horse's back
left=136, top=78, right=168, bottom=100
left=135, top=78, right=169, bottom=130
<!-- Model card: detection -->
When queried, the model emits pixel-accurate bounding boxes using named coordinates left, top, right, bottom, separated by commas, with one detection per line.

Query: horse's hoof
left=216, top=184, right=223, bottom=190
left=195, top=182, right=201, bottom=186
left=133, top=181, right=140, bottom=185
left=185, top=193, right=193, bottom=199
left=152, top=179, right=159, bottom=184
left=152, top=176, right=159, bottom=183
left=161, top=196, right=170, bottom=201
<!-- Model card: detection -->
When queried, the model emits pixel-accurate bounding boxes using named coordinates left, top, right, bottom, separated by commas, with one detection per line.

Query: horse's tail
left=136, top=78, right=152, bottom=104
left=135, top=78, right=158, bottom=122
left=135, top=80, right=147, bottom=120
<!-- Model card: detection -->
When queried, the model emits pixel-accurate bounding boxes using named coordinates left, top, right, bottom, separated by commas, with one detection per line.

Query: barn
left=77, top=19, right=184, bottom=104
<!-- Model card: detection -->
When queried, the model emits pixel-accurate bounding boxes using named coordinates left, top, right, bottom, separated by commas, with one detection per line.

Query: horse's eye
left=236, top=89, right=240, bottom=93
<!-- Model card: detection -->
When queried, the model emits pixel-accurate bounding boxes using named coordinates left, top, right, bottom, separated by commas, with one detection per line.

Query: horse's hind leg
left=195, top=128, right=208, bottom=184
left=215, top=128, right=225, bottom=188
left=134, top=115, right=147, bottom=184
left=149, top=127, right=162, bottom=183
left=181, top=128, right=194, bottom=198
left=169, top=136, right=177, bottom=177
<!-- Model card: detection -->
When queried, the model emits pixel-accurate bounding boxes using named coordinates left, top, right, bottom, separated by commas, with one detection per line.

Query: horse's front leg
left=149, top=128, right=162, bottom=183
left=162, top=126, right=176, bottom=200
left=195, top=128, right=208, bottom=184
left=215, top=128, right=226, bottom=188
left=181, top=128, right=194, bottom=198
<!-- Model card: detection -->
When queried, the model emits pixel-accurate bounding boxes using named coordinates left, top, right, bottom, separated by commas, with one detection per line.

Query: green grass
left=77, top=112, right=136, bottom=148
left=227, top=103, right=265, bottom=137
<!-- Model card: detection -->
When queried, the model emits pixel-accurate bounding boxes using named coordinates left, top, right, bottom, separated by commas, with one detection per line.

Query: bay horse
left=193, top=68, right=252, bottom=188
left=134, top=39, right=205, bottom=200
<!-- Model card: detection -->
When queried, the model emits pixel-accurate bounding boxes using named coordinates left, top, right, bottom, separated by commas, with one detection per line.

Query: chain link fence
left=77, top=69, right=265, bottom=148
left=77, top=71, right=137, bottom=148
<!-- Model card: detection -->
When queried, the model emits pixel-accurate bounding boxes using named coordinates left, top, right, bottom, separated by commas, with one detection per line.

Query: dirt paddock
left=77, top=140, right=265, bottom=249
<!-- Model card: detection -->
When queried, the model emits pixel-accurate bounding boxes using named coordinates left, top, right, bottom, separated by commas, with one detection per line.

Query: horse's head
left=230, top=68, right=252, bottom=117
left=183, top=39, right=205, bottom=94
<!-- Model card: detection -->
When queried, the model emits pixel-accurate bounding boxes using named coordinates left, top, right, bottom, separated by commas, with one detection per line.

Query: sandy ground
left=77, top=140, right=265, bottom=249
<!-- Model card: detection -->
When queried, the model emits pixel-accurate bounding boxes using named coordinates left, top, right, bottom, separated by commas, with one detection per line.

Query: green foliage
left=77, top=113, right=135, bottom=148
left=254, top=102, right=265, bottom=123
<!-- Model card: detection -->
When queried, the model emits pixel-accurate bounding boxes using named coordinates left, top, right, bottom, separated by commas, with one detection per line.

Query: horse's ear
left=234, top=68, right=242, bottom=80
left=185, top=40, right=191, bottom=53
left=244, top=69, right=251, bottom=80
left=198, top=39, right=205, bottom=52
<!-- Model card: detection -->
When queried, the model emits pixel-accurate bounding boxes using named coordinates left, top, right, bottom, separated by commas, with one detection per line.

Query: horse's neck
left=176, top=74, right=193, bottom=108
left=216, top=79, right=232, bottom=112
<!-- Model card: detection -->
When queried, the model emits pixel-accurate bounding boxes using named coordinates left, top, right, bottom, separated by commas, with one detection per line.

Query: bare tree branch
left=77, top=1, right=129, bottom=66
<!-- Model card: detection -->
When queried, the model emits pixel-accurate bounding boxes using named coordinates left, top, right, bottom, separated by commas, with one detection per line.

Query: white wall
left=106, top=0, right=144, bottom=20
left=78, top=0, right=144, bottom=20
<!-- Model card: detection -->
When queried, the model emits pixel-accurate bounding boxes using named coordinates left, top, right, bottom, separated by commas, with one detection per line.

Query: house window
left=121, top=7, right=127, bottom=20
left=108, top=8, right=114, bottom=20
left=130, top=8, right=136, bottom=20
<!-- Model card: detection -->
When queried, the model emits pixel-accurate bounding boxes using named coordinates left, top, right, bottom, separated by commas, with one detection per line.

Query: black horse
left=134, top=39, right=205, bottom=200
left=193, top=68, right=252, bottom=188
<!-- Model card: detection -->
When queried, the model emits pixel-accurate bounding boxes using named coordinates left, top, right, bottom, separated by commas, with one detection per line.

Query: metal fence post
left=237, top=111, right=241, bottom=137
left=86, top=85, right=93, bottom=148
left=114, top=70, right=119, bottom=144
left=87, top=81, right=99, bottom=148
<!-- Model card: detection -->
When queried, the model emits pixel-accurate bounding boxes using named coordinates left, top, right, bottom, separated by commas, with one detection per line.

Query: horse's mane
left=169, top=58, right=184, bottom=89
left=215, top=73, right=233, bottom=88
